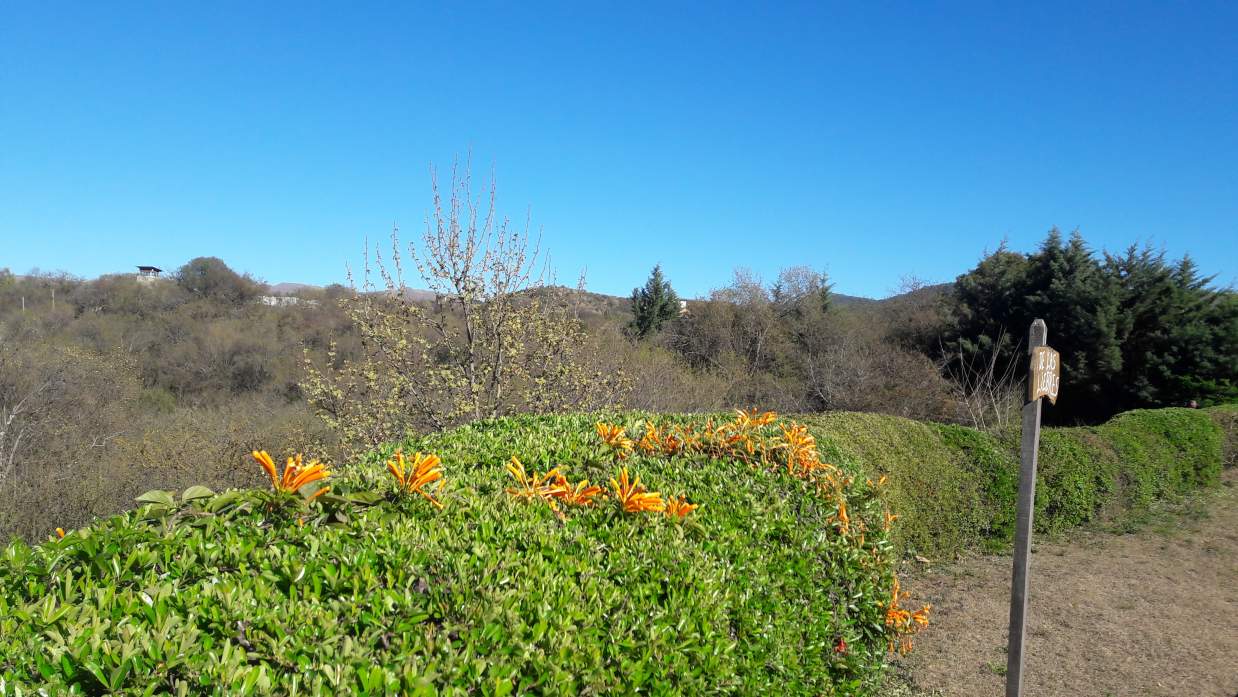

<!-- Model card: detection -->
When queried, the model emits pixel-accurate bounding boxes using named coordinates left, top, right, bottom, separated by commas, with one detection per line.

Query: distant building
left=679, top=299, right=689, bottom=316
left=136, top=266, right=163, bottom=284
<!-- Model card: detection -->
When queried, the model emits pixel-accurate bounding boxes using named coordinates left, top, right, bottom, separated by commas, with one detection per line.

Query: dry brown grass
left=893, top=469, right=1238, bottom=697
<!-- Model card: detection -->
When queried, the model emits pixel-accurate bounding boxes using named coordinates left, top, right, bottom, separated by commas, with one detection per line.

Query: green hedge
left=0, top=413, right=905, bottom=696
left=0, top=407, right=1220, bottom=695
left=1208, top=403, right=1238, bottom=467
left=800, top=407, right=1228, bottom=557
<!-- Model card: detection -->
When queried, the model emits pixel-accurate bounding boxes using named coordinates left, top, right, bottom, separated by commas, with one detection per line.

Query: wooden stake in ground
left=1006, top=319, right=1059, bottom=697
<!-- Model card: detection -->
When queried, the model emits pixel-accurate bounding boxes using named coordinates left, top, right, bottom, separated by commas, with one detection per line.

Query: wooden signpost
left=1006, top=319, right=1059, bottom=697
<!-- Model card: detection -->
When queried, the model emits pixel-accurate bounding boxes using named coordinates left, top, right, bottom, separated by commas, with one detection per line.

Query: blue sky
left=2, top=2, right=1235, bottom=298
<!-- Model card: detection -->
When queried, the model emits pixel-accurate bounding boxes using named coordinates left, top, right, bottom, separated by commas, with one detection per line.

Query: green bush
left=0, top=413, right=910, bottom=695
left=799, top=412, right=1004, bottom=557
left=1033, top=428, right=1117, bottom=533
left=799, top=407, right=1227, bottom=558
left=1205, top=404, right=1237, bottom=467
left=1097, top=408, right=1222, bottom=507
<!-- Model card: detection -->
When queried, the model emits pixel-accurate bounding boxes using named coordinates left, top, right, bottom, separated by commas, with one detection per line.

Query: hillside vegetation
left=4, top=218, right=1236, bottom=543
left=1, top=406, right=1229, bottom=695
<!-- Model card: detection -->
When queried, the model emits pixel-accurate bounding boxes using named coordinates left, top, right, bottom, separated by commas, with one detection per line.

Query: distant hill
left=522, top=284, right=949, bottom=324
left=831, top=293, right=878, bottom=307
left=267, top=282, right=320, bottom=295
left=876, top=282, right=951, bottom=306
left=262, top=281, right=949, bottom=316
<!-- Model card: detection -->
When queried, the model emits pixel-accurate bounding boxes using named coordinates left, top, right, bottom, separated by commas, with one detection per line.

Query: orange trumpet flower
left=595, top=422, right=634, bottom=458
left=609, top=467, right=664, bottom=514
left=664, top=495, right=698, bottom=519
left=251, top=450, right=331, bottom=499
left=386, top=450, right=445, bottom=508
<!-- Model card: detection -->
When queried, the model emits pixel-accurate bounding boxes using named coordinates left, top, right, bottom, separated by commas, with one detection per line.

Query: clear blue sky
left=2, top=2, right=1235, bottom=298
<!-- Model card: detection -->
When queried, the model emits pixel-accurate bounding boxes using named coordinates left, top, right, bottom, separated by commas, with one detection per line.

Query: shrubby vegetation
left=0, top=402, right=1226, bottom=694
left=2, top=162, right=1234, bottom=550
left=301, top=168, right=626, bottom=459
left=661, top=268, right=957, bottom=421
left=0, top=262, right=341, bottom=541
left=0, top=412, right=925, bottom=695
left=801, top=406, right=1232, bottom=558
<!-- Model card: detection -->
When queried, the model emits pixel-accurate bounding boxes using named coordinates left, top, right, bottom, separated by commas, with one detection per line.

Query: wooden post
left=1006, top=319, right=1048, bottom=697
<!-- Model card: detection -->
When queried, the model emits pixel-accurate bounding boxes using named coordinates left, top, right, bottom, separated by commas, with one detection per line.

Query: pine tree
left=1023, top=229, right=1122, bottom=418
left=945, top=228, right=1237, bottom=423
left=629, top=265, right=680, bottom=339
left=1105, top=248, right=1238, bottom=408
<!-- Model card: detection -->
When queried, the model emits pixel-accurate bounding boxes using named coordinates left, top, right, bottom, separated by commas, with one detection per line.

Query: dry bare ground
left=890, top=468, right=1238, bottom=697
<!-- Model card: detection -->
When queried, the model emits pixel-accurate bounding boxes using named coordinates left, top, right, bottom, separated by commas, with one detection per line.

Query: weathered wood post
left=1006, top=318, right=1058, bottom=697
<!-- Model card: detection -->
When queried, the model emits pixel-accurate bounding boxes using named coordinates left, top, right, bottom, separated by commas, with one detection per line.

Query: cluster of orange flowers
left=596, top=423, right=635, bottom=458
left=885, top=576, right=932, bottom=655
left=598, top=410, right=843, bottom=509
left=595, top=410, right=930, bottom=654
left=386, top=450, right=445, bottom=508
left=601, top=410, right=831, bottom=474
left=503, top=455, right=696, bottom=519
left=251, top=451, right=332, bottom=500
left=504, top=456, right=603, bottom=510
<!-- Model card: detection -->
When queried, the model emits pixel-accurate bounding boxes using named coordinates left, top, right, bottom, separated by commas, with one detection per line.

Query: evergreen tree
left=1023, top=229, right=1122, bottom=417
left=629, top=265, right=680, bottom=339
left=945, top=228, right=1237, bottom=423
left=943, top=241, right=1034, bottom=383
left=1105, top=248, right=1238, bottom=409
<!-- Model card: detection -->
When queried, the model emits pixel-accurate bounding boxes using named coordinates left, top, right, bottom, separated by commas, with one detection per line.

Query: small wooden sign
left=1029, top=346, right=1060, bottom=405
left=1007, top=320, right=1062, bottom=697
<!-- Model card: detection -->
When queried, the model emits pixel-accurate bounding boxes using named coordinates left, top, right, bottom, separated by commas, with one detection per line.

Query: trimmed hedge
left=0, top=412, right=908, bottom=696
left=0, top=407, right=1222, bottom=694
left=1208, top=403, right=1238, bottom=467
left=800, top=406, right=1230, bottom=557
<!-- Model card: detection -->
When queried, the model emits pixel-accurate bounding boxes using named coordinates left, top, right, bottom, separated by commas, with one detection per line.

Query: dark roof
left=137, top=266, right=163, bottom=272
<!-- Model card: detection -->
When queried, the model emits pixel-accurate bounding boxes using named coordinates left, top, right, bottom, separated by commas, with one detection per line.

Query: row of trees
left=4, top=161, right=1234, bottom=541
left=626, top=229, right=1235, bottom=426
left=0, top=260, right=343, bottom=539
left=628, top=266, right=955, bottom=421
left=943, top=229, right=1236, bottom=423
left=0, top=259, right=355, bottom=406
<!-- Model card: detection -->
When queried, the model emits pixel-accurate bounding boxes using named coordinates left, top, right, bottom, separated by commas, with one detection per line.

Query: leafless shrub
left=943, top=329, right=1024, bottom=432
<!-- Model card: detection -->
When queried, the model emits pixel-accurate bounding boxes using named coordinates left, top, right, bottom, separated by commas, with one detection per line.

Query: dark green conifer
left=629, top=265, right=680, bottom=339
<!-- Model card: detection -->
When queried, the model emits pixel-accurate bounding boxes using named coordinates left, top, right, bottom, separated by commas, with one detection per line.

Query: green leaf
left=205, top=490, right=246, bottom=513
left=135, top=490, right=175, bottom=506
left=82, top=660, right=109, bottom=689
left=181, top=485, right=216, bottom=502
left=343, top=491, right=383, bottom=506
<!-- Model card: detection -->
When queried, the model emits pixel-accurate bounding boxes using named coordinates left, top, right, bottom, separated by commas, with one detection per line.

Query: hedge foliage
left=0, top=406, right=1223, bottom=695
left=0, top=412, right=917, bottom=696
left=801, top=406, right=1230, bottom=557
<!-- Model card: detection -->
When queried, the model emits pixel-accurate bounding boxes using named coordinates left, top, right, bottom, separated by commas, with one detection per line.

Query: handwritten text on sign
left=1029, top=346, right=1060, bottom=404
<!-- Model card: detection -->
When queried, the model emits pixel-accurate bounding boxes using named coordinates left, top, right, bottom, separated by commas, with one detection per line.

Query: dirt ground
left=892, top=469, right=1238, bottom=697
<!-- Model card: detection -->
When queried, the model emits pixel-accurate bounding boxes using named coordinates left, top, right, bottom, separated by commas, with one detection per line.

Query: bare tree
left=0, top=374, right=49, bottom=494
left=302, top=159, right=627, bottom=457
